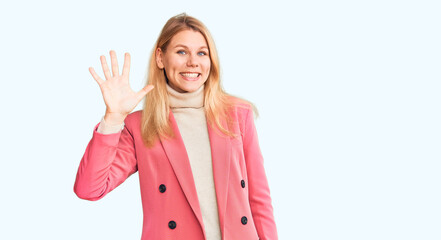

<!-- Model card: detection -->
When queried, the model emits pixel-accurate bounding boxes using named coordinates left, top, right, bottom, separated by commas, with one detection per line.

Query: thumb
left=136, top=85, right=154, bottom=102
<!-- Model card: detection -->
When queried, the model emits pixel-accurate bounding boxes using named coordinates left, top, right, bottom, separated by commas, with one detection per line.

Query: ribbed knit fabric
left=167, top=84, right=221, bottom=240
left=97, top=116, right=124, bottom=134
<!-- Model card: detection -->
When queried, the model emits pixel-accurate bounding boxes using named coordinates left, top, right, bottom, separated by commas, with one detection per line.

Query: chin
left=180, top=81, right=205, bottom=93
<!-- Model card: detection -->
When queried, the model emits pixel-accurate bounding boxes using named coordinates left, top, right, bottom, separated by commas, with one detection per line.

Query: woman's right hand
left=89, top=50, right=154, bottom=125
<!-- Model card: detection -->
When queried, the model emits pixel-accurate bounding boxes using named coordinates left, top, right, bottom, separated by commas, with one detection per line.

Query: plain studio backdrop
left=0, top=0, right=440, bottom=239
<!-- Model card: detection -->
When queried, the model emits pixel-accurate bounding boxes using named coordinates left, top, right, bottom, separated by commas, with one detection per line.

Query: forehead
left=169, top=29, right=208, bottom=49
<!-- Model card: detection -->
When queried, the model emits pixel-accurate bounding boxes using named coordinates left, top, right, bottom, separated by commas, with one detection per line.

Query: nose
left=186, top=54, right=199, bottom=68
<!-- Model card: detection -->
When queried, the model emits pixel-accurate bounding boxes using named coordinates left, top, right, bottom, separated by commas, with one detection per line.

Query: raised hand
left=89, top=50, right=154, bottom=124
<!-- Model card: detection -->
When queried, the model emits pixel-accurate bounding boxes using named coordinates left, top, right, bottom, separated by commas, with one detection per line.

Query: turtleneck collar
left=167, top=83, right=205, bottom=109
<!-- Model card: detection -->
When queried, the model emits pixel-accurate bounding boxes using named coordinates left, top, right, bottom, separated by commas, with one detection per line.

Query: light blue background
left=0, top=0, right=440, bottom=239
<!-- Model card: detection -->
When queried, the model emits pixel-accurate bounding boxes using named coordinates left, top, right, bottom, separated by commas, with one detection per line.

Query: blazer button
left=159, top=184, right=166, bottom=193
left=168, top=220, right=177, bottom=229
left=241, top=216, right=248, bottom=225
left=241, top=180, right=245, bottom=188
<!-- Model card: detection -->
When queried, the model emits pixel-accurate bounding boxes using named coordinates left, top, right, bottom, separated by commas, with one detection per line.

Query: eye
left=177, top=50, right=186, bottom=55
left=198, top=51, right=208, bottom=56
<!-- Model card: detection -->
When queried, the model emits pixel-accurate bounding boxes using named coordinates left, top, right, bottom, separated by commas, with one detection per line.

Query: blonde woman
left=74, top=13, right=278, bottom=240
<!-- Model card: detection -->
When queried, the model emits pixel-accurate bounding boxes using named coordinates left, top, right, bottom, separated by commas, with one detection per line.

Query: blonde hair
left=141, top=13, right=256, bottom=148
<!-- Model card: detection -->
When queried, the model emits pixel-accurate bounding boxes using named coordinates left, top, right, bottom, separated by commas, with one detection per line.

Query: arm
left=75, top=50, right=153, bottom=201
left=73, top=120, right=137, bottom=201
left=97, top=116, right=125, bottom=134
left=242, top=108, right=278, bottom=240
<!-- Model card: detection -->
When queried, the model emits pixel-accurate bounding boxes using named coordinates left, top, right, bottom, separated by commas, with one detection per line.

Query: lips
left=180, top=72, right=200, bottom=81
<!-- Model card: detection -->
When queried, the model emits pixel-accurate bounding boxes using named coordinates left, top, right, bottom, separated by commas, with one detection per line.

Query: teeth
left=181, top=73, right=199, bottom=78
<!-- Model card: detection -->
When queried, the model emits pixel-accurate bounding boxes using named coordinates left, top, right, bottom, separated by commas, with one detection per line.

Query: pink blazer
left=74, top=103, right=278, bottom=240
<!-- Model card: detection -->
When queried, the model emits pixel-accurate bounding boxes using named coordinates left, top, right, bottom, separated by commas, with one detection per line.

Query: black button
left=241, top=180, right=245, bottom=188
left=241, top=216, right=248, bottom=225
left=159, top=184, right=166, bottom=193
left=168, top=220, right=176, bottom=229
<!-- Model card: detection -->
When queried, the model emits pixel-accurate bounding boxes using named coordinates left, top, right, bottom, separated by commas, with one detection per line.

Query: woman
left=74, top=13, right=278, bottom=240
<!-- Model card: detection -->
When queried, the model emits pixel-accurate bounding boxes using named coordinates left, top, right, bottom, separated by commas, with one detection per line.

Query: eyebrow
left=173, top=44, right=208, bottom=50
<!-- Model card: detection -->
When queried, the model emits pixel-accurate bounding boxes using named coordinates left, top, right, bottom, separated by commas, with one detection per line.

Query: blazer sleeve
left=73, top=120, right=137, bottom=201
left=242, top=108, right=278, bottom=240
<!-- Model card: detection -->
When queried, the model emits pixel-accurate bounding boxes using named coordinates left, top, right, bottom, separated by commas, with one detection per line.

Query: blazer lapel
left=207, top=118, right=231, bottom=235
left=160, top=111, right=232, bottom=237
left=159, top=111, right=205, bottom=234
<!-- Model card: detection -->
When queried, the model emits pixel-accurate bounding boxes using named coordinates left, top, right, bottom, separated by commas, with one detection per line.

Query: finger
left=109, top=50, right=120, bottom=77
left=136, top=85, right=154, bottom=102
left=100, top=55, right=112, bottom=80
left=89, top=67, right=105, bottom=86
left=122, top=52, right=131, bottom=79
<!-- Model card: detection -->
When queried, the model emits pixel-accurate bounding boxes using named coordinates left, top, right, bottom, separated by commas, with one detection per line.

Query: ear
left=155, top=48, right=165, bottom=69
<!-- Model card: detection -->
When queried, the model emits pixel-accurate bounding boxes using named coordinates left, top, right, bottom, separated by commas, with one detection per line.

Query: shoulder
left=125, top=110, right=142, bottom=123
left=226, top=95, right=255, bottom=121
left=224, top=96, right=257, bottom=137
left=123, top=110, right=143, bottom=132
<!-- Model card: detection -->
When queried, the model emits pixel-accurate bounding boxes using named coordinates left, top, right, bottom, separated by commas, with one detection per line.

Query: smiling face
left=156, top=29, right=211, bottom=93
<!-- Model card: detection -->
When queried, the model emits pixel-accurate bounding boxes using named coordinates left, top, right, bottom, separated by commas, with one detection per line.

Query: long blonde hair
left=141, top=13, right=256, bottom=148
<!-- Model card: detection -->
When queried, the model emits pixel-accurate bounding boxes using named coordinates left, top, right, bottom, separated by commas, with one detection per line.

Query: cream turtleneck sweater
left=97, top=84, right=221, bottom=240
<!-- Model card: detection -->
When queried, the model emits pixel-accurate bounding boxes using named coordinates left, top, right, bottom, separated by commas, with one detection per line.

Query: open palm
left=89, top=50, right=153, bottom=119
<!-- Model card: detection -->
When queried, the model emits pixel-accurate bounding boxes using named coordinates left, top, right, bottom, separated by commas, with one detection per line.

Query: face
left=156, top=30, right=211, bottom=93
